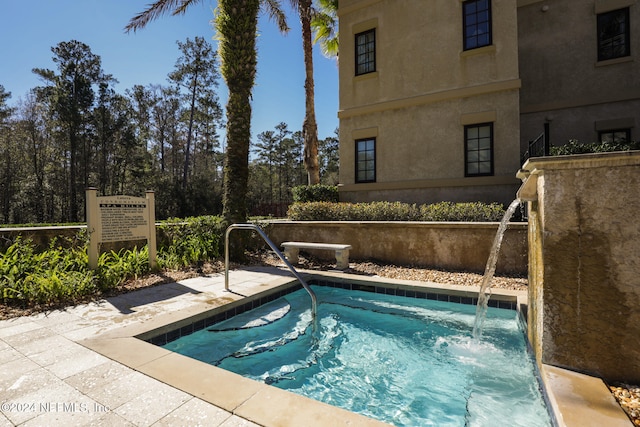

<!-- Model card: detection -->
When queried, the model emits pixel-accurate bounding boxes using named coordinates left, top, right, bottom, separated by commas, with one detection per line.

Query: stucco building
left=337, top=0, right=640, bottom=205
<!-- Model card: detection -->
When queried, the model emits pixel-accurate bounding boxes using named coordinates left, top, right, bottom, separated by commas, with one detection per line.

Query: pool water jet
left=472, top=198, right=522, bottom=340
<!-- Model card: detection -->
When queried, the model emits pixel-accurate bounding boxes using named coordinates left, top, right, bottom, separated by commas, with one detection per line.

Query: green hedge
left=287, top=201, right=506, bottom=222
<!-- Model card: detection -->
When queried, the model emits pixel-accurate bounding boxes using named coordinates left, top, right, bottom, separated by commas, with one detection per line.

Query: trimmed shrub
left=287, top=201, right=506, bottom=222
left=420, top=201, right=505, bottom=222
left=292, top=184, right=339, bottom=203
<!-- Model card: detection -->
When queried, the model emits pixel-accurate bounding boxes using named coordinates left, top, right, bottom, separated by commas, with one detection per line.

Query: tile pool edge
left=78, top=271, right=628, bottom=427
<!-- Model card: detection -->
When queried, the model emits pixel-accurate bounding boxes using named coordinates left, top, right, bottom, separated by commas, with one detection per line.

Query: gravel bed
left=610, top=385, right=640, bottom=426
left=265, top=256, right=529, bottom=291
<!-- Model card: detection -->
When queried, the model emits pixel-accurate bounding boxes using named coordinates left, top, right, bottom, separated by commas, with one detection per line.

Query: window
left=599, top=129, right=630, bottom=144
left=355, top=29, right=376, bottom=75
left=356, top=138, right=376, bottom=182
left=463, top=0, right=492, bottom=50
left=597, top=8, right=630, bottom=61
left=465, top=123, right=493, bottom=176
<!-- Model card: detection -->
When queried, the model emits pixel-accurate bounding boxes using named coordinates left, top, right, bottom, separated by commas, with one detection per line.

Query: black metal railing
left=521, top=123, right=550, bottom=164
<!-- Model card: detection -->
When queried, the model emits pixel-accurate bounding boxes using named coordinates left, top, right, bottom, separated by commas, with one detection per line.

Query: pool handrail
left=224, top=223, right=317, bottom=318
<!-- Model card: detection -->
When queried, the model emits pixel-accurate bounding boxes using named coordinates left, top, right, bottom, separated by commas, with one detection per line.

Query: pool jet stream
left=472, top=199, right=522, bottom=339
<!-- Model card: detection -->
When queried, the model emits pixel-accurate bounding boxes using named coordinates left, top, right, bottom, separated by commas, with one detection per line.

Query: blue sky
left=1, top=0, right=339, bottom=141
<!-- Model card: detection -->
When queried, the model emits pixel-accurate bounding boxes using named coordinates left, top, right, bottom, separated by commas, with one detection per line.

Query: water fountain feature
left=472, top=199, right=522, bottom=339
left=517, top=151, right=640, bottom=384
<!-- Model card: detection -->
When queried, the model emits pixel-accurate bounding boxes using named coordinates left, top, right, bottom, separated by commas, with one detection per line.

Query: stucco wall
left=338, top=181, right=522, bottom=207
left=266, top=221, right=528, bottom=275
left=337, top=0, right=522, bottom=205
left=339, top=0, right=520, bottom=108
left=518, top=0, right=640, bottom=148
left=339, top=91, right=522, bottom=186
left=524, top=151, right=640, bottom=383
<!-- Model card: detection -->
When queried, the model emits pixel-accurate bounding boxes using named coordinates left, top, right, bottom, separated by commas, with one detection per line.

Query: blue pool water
left=162, top=286, right=552, bottom=426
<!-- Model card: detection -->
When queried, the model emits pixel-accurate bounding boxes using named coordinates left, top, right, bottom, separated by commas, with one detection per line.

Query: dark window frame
left=599, top=128, right=631, bottom=144
left=597, top=7, right=631, bottom=61
left=464, top=123, right=494, bottom=177
left=463, top=0, right=493, bottom=51
left=355, top=137, right=376, bottom=183
left=355, top=28, right=376, bottom=76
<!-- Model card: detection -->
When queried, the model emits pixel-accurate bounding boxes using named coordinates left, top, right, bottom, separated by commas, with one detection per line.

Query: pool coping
left=79, top=270, right=631, bottom=427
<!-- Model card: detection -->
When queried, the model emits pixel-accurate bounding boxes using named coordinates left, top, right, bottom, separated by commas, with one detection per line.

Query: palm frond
left=261, top=0, right=289, bottom=33
left=125, top=0, right=203, bottom=33
left=311, top=0, right=339, bottom=58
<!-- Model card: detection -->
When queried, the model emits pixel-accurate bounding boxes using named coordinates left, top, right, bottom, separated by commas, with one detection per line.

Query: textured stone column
left=522, top=152, right=640, bottom=383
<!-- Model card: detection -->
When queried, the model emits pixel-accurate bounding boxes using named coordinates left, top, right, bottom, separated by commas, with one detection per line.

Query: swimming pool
left=160, top=285, right=552, bottom=427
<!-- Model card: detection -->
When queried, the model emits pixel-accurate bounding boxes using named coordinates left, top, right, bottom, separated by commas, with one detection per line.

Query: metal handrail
left=521, top=123, right=551, bottom=164
left=224, top=223, right=317, bottom=318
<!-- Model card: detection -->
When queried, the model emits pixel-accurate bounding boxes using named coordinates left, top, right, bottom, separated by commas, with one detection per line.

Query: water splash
left=472, top=199, right=522, bottom=339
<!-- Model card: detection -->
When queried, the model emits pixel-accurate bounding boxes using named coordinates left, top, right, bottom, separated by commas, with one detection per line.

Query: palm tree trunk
left=299, top=0, right=320, bottom=185
left=219, top=0, right=259, bottom=228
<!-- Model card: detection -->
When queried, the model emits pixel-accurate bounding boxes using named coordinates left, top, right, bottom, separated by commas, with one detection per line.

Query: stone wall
left=266, top=221, right=527, bottom=275
left=523, top=151, right=640, bottom=384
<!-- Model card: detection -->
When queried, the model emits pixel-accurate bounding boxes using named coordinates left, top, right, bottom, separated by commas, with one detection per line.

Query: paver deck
left=0, top=267, right=293, bottom=427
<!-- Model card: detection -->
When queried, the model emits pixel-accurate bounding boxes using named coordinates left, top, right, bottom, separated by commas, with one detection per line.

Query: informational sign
left=99, top=196, right=149, bottom=242
left=86, top=189, right=156, bottom=269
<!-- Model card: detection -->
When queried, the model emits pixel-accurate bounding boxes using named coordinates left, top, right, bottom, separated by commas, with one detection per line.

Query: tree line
left=0, top=37, right=338, bottom=225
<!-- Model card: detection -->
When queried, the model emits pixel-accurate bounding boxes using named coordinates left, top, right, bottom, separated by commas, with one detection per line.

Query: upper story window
left=597, top=8, right=630, bottom=61
left=599, top=128, right=630, bottom=144
left=465, top=123, right=494, bottom=177
left=463, top=0, right=492, bottom=50
left=356, top=138, right=376, bottom=183
left=355, top=29, right=376, bottom=75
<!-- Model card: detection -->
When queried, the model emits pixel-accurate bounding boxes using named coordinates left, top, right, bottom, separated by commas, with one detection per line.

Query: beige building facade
left=337, top=0, right=640, bottom=205
left=519, top=0, right=640, bottom=152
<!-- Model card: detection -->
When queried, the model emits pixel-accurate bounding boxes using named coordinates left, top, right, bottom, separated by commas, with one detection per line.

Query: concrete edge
left=541, top=364, right=632, bottom=427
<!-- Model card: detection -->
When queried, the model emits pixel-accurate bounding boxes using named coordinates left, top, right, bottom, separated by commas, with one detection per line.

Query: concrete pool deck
left=0, top=266, right=631, bottom=426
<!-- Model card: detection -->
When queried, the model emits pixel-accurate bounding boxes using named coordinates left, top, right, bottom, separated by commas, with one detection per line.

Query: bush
left=292, top=184, right=339, bottom=203
left=96, top=247, right=150, bottom=289
left=550, top=139, right=640, bottom=156
left=420, top=201, right=505, bottom=222
left=0, top=237, right=97, bottom=305
left=157, top=216, right=223, bottom=269
left=287, top=201, right=506, bottom=222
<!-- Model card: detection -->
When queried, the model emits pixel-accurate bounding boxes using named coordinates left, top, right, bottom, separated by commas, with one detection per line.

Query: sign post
left=86, top=188, right=157, bottom=269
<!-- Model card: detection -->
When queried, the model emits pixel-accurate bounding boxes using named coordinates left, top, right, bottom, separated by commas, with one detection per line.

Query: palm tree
left=126, top=0, right=287, bottom=228
left=286, top=0, right=320, bottom=185
left=312, top=0, right=339, bottom=59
